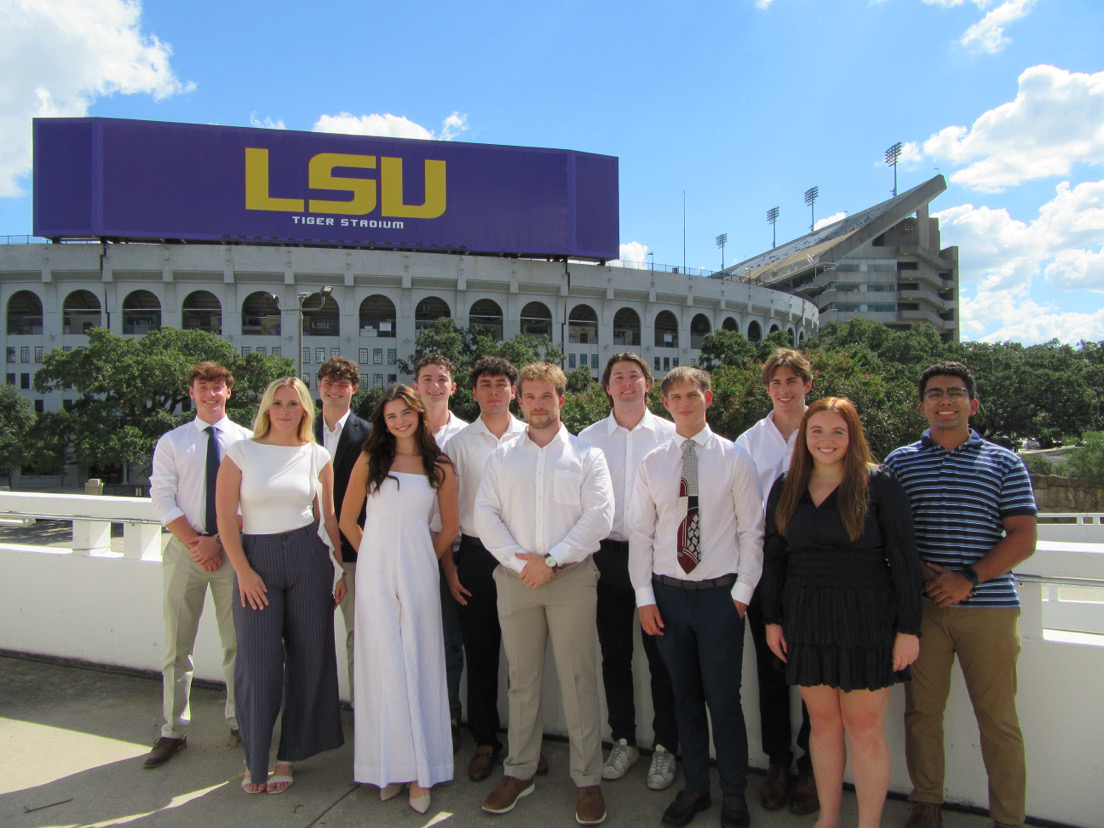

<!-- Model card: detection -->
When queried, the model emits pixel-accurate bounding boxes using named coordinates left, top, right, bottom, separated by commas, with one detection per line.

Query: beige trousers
left=495, top=557, right=603, bottom=787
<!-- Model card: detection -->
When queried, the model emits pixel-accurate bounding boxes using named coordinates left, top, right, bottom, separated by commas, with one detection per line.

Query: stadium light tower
left=885, top=142, right=903, bottom=197
left=715, top=233, right=728, bottom=270
left=766, top=206, right=780, bottom=249
left=804, top=186, right=819, bottom=233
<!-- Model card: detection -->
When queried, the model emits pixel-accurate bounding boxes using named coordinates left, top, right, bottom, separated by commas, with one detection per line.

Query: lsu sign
left=33, top=118, right=618, bottom=260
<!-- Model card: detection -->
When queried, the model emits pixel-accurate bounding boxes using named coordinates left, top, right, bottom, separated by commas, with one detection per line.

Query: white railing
left=0, top=494, right=1101, bottom=827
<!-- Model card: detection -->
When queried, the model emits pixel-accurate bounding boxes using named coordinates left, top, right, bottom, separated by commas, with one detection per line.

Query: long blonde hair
left=775, top=397, right=876, bottom=542
left=252, top=376, right=315, bottom=443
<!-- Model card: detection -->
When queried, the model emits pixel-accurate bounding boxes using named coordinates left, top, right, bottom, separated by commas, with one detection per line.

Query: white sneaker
left=601, top=738, right=641, bottom=780
left=646, top=745, right=676, bottom=791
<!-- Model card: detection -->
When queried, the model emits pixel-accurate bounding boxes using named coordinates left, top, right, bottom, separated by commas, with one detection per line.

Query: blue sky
left=2, top=0, right=1102, bottom=343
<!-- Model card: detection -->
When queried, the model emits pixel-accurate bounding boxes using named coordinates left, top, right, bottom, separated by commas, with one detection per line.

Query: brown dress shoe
left=229, top=728, right=241, bottom=748
left=537, top=752, right=549, bottom=775
left=576, top=785, right=607, bottom=825
left=789, top=769, right=819, bottom=815
left=469, top=745, right=499, bottom=781
left=759, top=763, right=790, bottom=810
left=483, top=775, right=535, bottom=814
left=904, top=802, right=943, bottom=828
left=143, top=736, right=186, bottom=769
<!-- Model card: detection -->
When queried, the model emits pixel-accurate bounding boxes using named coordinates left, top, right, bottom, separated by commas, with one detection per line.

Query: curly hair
left=361, top=385, right=449, bottom=494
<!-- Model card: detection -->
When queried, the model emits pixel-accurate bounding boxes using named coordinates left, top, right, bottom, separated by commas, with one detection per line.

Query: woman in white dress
left=340, top=384, right=459, bottom=814
left=216, top=377, right=347, bottom=794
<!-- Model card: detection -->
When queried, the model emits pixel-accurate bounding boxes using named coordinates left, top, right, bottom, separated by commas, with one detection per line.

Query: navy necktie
left=205, top=426, right=220, bottom=535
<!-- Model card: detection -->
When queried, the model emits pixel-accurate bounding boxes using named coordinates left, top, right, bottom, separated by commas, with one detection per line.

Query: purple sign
left=33, top=118, right=619, bottom=260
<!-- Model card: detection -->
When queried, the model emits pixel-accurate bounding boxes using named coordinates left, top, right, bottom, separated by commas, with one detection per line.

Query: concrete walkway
left=0, top=655, right=994, bottom=828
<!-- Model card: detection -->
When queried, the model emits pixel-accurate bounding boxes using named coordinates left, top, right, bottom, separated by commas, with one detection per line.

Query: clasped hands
left=516, top=552, right=558, bottom=589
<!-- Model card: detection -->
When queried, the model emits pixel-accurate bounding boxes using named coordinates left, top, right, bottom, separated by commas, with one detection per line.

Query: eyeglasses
left=924, top=387, right=969, bottom=402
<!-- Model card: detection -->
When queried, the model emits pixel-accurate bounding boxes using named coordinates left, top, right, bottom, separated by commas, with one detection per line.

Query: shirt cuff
left=730, top=580, right=755, bottom=606
left=635, top=585, right=657, bottom=607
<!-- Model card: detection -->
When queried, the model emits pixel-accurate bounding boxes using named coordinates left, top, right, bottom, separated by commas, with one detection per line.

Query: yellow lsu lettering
left=244, top=148, right=446, bottom=218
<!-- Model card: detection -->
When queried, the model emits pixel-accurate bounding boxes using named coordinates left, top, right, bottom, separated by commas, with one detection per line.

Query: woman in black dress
left=763, top=397, right=922, bottom=828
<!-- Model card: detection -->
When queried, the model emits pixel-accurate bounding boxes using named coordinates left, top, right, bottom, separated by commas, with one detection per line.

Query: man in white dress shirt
left=629, top=366, right=764, bottom=828
left=579, top=353, right=679, bottom=790
left=734, top=348, right=819, bottom=815
left=476, top=362, right=614, bottom=826
left=414, top=353, right=468, bottom=745
left=145, top=362, right=252, bottom=768
left=443, top=356, right=527, bottom=781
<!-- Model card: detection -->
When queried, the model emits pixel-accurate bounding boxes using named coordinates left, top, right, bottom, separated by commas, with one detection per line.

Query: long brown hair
left=362, top=385, right=450, bottom=494
left=774, top=397, right=876, bottom=541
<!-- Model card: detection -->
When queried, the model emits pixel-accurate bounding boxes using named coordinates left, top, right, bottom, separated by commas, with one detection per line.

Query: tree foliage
left=0, top=384, right=35, bottom=472
left=33, top=327, right=294, bottom=473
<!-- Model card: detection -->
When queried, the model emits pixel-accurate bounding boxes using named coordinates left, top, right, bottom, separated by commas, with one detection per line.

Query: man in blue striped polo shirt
left=884, top=362, right=1037, bottom=828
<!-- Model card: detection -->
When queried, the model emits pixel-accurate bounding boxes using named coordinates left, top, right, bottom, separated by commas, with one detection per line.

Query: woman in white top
left=216, top=377, right=347, bottom=794
left=341, top=384, right=459, bottom=814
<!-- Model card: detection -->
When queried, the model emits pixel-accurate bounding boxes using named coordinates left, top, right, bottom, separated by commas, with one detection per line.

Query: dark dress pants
left=594, top=539, right=678, bottom=751
left=455, top=534, right=503, bottom=752
left=746, top=589, right=812, bottom=772
left=653, top=578, right=749, bottom=799
left=439, top=557, right=464, bottom=722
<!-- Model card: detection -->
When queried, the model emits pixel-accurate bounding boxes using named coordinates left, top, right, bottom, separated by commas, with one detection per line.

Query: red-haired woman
left=762, top=397, right=922, bottom=828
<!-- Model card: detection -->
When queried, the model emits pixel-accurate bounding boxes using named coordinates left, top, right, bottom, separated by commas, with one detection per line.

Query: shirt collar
left=604, top=407, right=657, bottom=434
left=473, top=413, right=525, bottom=439
left=193, top=415, right=230, bottom=434
left=323, top=409, right=351, bottom=434
left=525, top=422, right=570, bottom=448
left=677, top=424, right=712, bottom=449
left=919, top=427, right=983, bottom=451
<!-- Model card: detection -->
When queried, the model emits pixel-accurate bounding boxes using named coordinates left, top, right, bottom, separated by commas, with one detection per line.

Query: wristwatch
left=544, top=554, right=558, bottom=570
left=962, top=565, right=980, bottom=587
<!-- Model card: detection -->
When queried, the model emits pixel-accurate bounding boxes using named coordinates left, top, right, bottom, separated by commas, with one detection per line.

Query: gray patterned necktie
left=677, top=439, right=701, bottom=574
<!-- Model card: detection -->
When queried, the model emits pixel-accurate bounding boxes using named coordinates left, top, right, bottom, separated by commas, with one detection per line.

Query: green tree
left=33, top=327, right=293, bottom=474
left=0, top=384, right=35, bottom=472
left=1066, top=432, right=1104, bottom=484
left=697, top=329, right=756, bottom=371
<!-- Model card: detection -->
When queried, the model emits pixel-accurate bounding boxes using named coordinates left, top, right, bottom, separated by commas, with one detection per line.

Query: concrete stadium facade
left=1, top=241, right=818, bottom=411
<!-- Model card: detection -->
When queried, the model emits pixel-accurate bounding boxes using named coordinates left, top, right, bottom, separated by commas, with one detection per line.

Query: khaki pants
left=905, top=602, right=1025, bottom=825
left=495, top=558, right=602, bottom=787
left=338, top=560, right=356, bottom=700
left=160, top=536, right=238, bottom=738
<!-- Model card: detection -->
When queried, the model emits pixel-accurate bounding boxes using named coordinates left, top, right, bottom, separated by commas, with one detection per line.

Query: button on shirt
left=579, top=409, right=677, bottom=542
left=629, top=425, right=764, bottom=607
left=150, top=416, right=253, bottom=533
left=447, top=414, right=528, bottom=537
left=736, top=411, right=799, bottom=506
left=320, top=410, right=351, bottom=459
left=474, top=424, right=614, bottom=574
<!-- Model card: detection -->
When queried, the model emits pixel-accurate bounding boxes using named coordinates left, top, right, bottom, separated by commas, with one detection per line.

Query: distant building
left=715, top=175, right=959, bottom=342
left=0, top=241, right=818, bottom=413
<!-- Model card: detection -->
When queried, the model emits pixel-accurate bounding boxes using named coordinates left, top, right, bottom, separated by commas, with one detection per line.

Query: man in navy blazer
left=315, top=356, right=371, bottom=696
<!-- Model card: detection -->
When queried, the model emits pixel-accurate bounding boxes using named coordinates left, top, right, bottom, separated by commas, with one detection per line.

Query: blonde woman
left=216, top=377, right=346, bottom=794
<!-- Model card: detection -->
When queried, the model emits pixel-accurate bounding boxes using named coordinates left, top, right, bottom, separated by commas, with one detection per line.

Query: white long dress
left=353, top=471, right=453, bottom=787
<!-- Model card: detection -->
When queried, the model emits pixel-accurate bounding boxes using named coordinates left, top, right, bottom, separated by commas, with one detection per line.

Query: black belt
left=653, top=572, right=737, bottom=591
left=600, top=538, right=629, bottom=554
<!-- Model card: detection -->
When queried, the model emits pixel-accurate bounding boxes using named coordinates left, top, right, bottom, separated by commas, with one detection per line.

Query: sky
left=1, top=0, right=1102, bottom=345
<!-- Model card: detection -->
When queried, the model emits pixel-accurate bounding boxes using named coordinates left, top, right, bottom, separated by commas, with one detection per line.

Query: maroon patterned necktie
left=677, top=439, right=701, bottom=574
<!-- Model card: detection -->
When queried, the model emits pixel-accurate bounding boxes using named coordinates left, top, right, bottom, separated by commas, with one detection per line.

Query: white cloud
left=1045, top=247, right=1104, bottom=292
left=616, top=241, right=649, bottom=266
left=312, top=111, right=469, bottom=141
left=754, top=0, right=775, bottom=9
left=814, top=212, right=847, bottom=231
left=921, top=65, right=1104, bottom=192
left=936, top=179, right=1104, bottom=341
left=0, top=0, right=191, bottom=197
left=249, top=112, right=285, bottom=130
left=959, top=0, right=1034, bottom=54
left=960, top=287, right=1104, bottom=343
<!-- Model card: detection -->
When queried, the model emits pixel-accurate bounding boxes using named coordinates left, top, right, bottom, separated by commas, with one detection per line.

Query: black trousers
left=594, top=539, right=679, bottom=751
left=653, top=577, right=748, bottom=799
left=746, top=588, right=812, bottom=772
left=455, top=534, right=503, bottom=752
